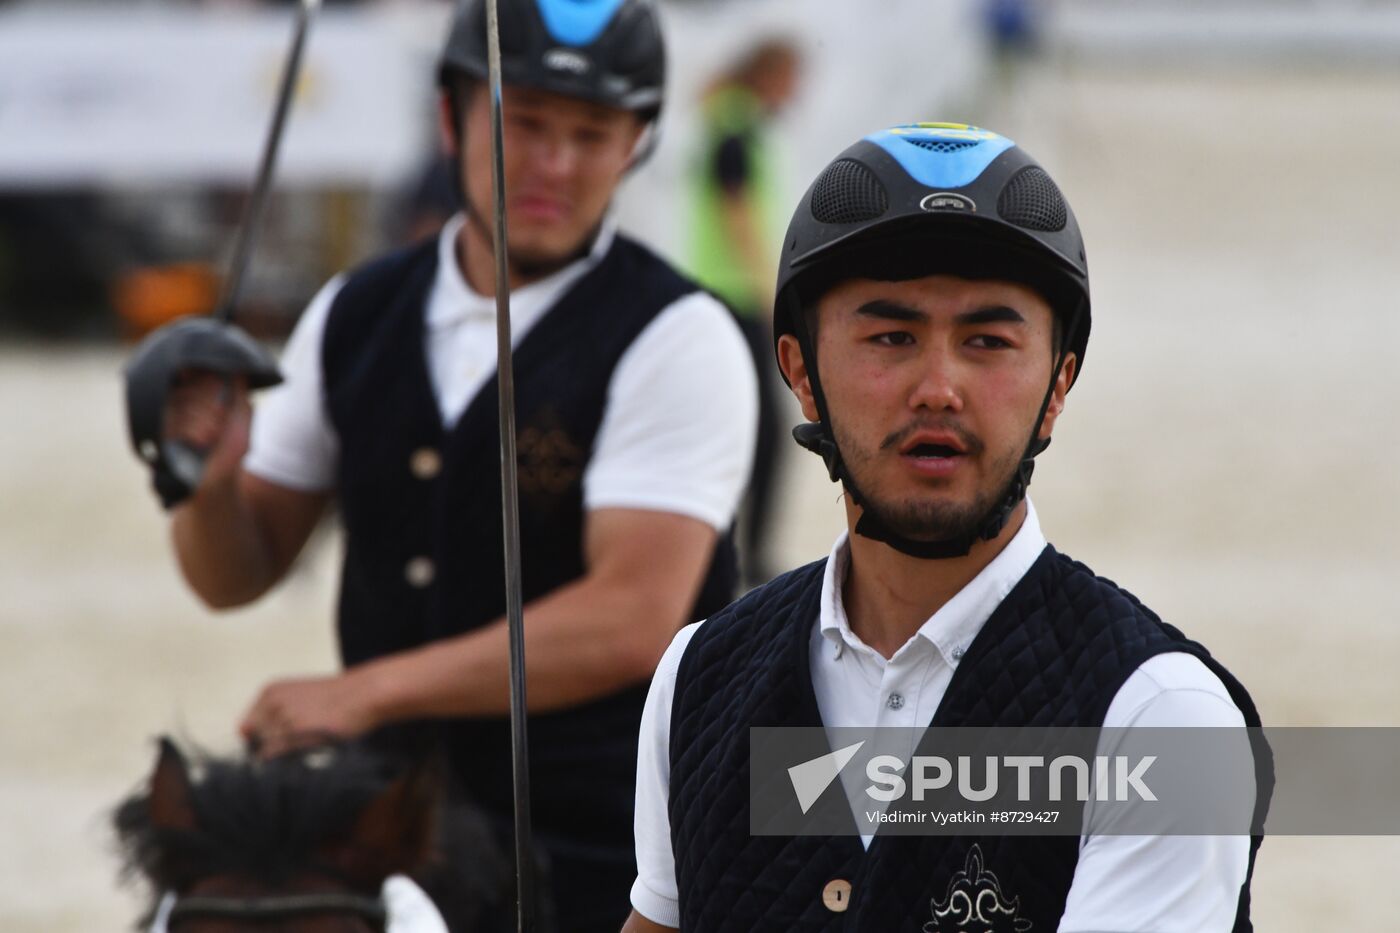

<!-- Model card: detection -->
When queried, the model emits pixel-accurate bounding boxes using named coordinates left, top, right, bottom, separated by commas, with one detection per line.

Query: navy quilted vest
left=669, top=547, right=1266, bottom=932
left=321, top=232, right=739, bottom=927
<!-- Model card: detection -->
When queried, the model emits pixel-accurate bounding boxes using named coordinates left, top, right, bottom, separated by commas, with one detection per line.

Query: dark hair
left=114, top=744, right=400, bottom=895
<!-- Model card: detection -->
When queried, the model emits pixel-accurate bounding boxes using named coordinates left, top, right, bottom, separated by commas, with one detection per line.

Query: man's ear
left=777, top=333, right=820, bottom=423
left=1038, top=352, right=1077, bottom=440
left=621, top=116, right=651, bottom=170
left=437, top=92, right=459, bottom=158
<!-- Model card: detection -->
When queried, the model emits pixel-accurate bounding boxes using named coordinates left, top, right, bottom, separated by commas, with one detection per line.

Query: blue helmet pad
left=866, top=124, right=1016, bottom=191
left=536, top=0, right=628, bottom=47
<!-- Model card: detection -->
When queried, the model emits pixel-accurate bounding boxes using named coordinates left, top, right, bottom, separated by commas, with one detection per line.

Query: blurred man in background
left=155, top=0, right=756, bottom=929
left=685, top=38, right=800, bottom=585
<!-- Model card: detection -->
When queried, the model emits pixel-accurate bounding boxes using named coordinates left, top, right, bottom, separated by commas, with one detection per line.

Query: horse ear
left=326, top=758, right=442, bottom=888
left=148, top=737, right=198, bottom=832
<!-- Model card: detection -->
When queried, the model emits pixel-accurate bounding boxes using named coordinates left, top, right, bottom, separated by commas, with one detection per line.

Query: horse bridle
left=165, top=892, right=387, bottom=929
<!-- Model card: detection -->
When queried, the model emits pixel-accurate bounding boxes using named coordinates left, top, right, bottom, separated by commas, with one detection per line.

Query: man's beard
left=464, top=198, right=600, bottom=280
left=833, top=415, right=1025, bottom=543
left=508, top=242, right=589, bottom=280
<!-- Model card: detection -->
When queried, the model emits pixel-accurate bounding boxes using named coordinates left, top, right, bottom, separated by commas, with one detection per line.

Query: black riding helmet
left=435, top=0, right=667, bottom=256
left=438, top=0, right=666, bottom=121
left=774, top=123, right=1092, bottom=560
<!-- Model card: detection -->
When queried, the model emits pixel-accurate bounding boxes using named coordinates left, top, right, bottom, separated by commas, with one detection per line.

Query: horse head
left=115, top=737, right=447, bottom=932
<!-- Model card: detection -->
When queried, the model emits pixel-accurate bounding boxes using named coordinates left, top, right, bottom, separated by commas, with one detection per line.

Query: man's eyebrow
left=854, top=300, right=927, bottom=323
left=955, top=306, right=1026, bottom=326
left=852, top=302, right=1028, bottom=326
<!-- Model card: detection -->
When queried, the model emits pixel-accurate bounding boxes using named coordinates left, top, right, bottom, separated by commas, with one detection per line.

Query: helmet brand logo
left=920, top=193, right=976, bottom=213
left=543, top=48, right=592, bottom=75
left=893, top=124, right=999, bottom=142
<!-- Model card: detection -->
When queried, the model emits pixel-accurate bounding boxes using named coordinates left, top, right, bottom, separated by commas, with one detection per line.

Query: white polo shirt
left=245, top=214, right=758, bottom=532
left=632, top=502, right=1253, bottom=932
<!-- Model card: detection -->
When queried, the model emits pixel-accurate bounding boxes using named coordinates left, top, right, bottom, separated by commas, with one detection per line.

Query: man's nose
left=908, top=352, right=963, bottom=413
left=529, top=136, right=579, bottom=178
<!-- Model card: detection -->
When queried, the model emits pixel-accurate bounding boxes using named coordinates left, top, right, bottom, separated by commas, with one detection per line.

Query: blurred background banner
left=1052, top=0, right=1400, bottom=61
left=2, top=1, right=1399, bottom=930
left=0, top=5, right=434, bottom=187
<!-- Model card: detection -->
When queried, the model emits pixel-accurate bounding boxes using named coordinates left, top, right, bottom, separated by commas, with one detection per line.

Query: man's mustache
left=879, top=418, right=984, bottom=456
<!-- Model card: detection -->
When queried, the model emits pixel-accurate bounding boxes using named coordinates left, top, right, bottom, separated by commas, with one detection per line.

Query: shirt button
left=404, top=557, right=436, bottom=588
left=410, top=447, right=442, bottom=480
left=886, top=693, right=905, bottom=711
left=822, top=878, right=852, bottom=913
left=950, top=646, right=966, bottom=662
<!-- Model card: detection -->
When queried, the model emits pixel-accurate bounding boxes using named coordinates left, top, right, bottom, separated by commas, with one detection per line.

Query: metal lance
left=484, top=1, right=536, bottom=929
left=218, top=0, right=319, bottom=322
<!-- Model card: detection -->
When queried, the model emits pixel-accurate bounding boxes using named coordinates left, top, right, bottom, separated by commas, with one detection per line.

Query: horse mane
left=114, top=741, right=399, bottom=894
left=114, top=738, right=511, bottom=930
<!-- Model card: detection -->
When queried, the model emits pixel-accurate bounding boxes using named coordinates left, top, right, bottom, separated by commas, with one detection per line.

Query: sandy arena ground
left=3, top=64, right=1399, bottom=929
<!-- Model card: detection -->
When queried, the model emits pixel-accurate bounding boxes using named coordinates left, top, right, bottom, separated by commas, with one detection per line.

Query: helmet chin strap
left=464, top=196, right=599, bottom=279
left=792, top=415, right=1050, bottom=560
left=791, top=301, right=1082, bottom=561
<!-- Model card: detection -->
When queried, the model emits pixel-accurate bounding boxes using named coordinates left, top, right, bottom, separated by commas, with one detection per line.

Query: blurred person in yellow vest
left=686, top=38, right=801, bottom=585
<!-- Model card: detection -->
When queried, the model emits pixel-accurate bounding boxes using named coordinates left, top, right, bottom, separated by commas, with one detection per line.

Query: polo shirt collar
left=819, top=499, right=1048, bottom=668
left=424, top=212, right=617, bottom=332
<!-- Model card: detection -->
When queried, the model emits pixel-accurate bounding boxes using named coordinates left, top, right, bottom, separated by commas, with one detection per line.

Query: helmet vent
left=905, top=138, right=980, bottom=154
left=810, top=159, right=889, bottom=225
left=998, top=167, right=1068, bottom=232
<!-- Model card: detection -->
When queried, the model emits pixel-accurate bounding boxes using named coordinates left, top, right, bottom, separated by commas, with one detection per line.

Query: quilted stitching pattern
left=668, top=548, right=1264, bottom=932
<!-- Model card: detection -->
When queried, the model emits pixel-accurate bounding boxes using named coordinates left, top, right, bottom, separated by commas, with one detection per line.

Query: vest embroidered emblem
left=516, top=409, right=585, bottom=506
left=924, top=845, right=1032, bottom=932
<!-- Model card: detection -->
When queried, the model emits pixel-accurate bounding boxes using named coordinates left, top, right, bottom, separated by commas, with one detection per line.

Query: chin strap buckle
left=792, top=422, right=846, bottom=484
left=975, top=439, right=1049, bottom=542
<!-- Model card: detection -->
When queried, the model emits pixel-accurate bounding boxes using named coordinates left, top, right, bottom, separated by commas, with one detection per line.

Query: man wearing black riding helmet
left=160, top=2, right=756, bottom=929
left=625, top=124, right=1266, bottom=932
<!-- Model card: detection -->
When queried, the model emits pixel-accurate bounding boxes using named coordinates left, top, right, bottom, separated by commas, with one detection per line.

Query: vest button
left=410, top=447, right=442, bottom=480
left=822, top=878, right=852, bottom=913
left=404, top=556, right=436, bottom=588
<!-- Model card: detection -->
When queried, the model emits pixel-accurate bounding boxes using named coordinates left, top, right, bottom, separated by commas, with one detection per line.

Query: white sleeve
left=383, top=874, right=450, bottom=933
left=584, top=292, right=758, bottom=530
left=629, top=621, right=704, bottom=928
left=1058, top=652, right=1252, bottom=933
left=243, top=275, right=346, bottom=492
